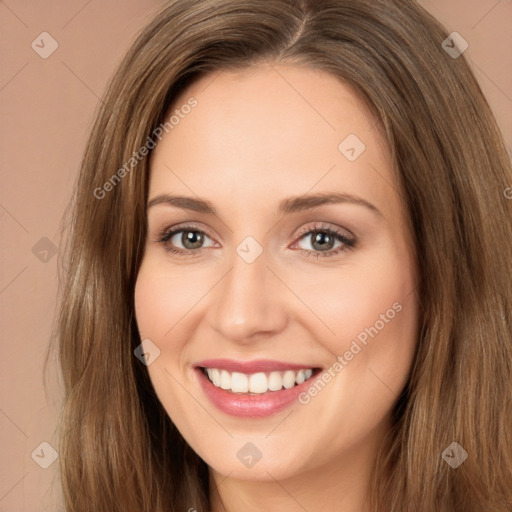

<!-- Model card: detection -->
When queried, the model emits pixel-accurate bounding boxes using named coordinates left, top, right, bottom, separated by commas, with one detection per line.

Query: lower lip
left=195, top=368, right=317, bottom=418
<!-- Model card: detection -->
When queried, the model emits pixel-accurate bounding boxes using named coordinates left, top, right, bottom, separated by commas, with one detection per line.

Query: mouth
left=194, top=359, right=322, bottom=417
left=201, top=367, right=318, bottom=394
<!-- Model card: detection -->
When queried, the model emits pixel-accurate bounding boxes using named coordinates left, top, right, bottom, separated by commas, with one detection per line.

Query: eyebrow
left=147, top=192, right=382, bottom=217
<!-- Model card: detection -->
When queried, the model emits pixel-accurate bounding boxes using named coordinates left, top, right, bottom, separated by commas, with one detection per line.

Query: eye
left=156, top=222, right=357, bottom=259
left=157, top=224, right=216, bottom=256
left=292, top=223, right=357, bottom=258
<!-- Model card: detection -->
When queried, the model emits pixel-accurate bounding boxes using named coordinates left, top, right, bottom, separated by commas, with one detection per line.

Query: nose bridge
left=208, top=245, right=287, bottom=342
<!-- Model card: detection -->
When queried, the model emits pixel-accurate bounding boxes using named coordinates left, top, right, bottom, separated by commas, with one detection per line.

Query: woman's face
left=134, top=64, right=418, bottom=482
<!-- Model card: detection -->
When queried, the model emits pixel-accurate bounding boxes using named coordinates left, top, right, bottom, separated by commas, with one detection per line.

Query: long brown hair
left=51, top=0, right=512, bottom=510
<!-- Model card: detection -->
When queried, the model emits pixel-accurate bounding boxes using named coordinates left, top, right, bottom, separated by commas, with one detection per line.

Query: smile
left=203, top=367, right=314, bottom=394
left=194, top=359, right=322, bottom=417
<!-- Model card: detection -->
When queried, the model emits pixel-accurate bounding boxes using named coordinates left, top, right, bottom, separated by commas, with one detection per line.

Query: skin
left=134, top=64, right=419, bottom=512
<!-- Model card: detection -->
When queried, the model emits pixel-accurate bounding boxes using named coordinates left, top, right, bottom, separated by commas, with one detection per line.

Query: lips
left=194, top=359, right=322, bottom=417
left=195, top=358, right=316, bottom=373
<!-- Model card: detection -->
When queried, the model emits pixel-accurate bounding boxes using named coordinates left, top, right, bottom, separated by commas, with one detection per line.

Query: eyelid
left=156, top=221, right=216, bottom=243
left=294, top=221, right=355, bottom=241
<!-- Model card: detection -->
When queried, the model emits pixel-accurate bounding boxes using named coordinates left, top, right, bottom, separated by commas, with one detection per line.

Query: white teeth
left=282, top=370, right=296, bottom=389
left=210, top=368, right=220, bottom=387
left=249, top=372, right=268, bottom=393
left=220, top=370, right=231, bottom=390
left=295, top=369, right=306, bottom=385
left=230, top=372, right=249, bottom=393
left=203, top=367, right=316, bottom=394
left=268, top=371, right=283, bottom=391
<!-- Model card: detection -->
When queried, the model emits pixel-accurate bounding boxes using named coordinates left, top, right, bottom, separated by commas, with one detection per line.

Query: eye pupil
left=183, top=230, right=203, bottom=249
left=312, top=231, right=334, bottom=251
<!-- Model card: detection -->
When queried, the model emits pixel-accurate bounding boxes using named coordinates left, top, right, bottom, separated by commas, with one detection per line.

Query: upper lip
left=195, top=358, right=321, bottom=373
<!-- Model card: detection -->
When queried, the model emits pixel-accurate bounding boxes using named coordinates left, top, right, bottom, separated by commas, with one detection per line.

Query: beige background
left=1, top=0, right=510, bottom=510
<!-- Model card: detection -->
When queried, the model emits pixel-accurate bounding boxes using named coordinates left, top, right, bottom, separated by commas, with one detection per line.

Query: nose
left=207, top=248, right=288, bottom=345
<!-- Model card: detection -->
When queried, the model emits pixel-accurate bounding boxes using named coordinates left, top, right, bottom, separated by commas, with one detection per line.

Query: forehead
left=148, top=64, right=399, bottom=222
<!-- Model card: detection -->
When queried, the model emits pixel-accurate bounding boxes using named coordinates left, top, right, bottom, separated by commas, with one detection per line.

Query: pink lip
left=195, top=358, right=316, bottom=373
left=194, top=360, right=321, bottom=418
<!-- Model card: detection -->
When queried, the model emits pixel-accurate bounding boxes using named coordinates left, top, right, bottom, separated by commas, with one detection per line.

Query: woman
left=54, top=0, right=512, bottom=510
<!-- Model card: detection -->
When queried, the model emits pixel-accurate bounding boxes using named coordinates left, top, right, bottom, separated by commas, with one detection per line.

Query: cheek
left=291, top=243, right=418, bottom=396
left=133, top=262, right=201, bottom=423
left=292, top=261, right=417, bottom=444
left=133, top=258, right=214, bottom=404
left=133, top=262, right=191, bottom=395
left=291, top=253, right=415, bottom=347
left=134, top=261, right=202, bottom=340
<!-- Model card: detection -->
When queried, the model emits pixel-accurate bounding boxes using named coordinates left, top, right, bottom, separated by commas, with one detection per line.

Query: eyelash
left=156, top=222, right=357, bottom=259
